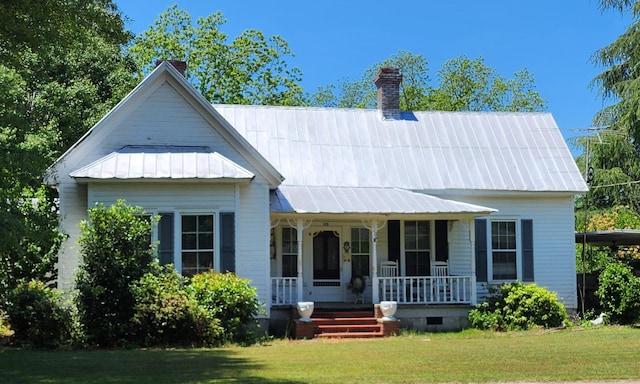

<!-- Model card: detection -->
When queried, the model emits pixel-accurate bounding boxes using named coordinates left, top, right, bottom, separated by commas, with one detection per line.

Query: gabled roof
left=70, top=145, right=254, bottom=183
left=45, top=62, right=283, bottom=187
left=214, top=105, right=587, bottom=194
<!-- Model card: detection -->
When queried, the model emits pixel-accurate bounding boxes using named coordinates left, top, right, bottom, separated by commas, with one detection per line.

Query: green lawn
left=1, top=326, right=639, bottom=383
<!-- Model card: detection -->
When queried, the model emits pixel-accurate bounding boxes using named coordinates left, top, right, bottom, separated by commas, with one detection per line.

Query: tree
left=311, top=51, right=546, bottom=112
left=128, top=5, right=306, bottom=106
left=0, top=0, right=136, bottom=297
left=429, top=56, right=545, bottom=112
left=591, top=0, right=640, bottom=140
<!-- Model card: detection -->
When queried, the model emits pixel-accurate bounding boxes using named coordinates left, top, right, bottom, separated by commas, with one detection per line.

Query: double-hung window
left=490, top=220, right=517, bottom=280
left=180, top=214, right=215, bottom=277
left=281, top=227, right=297, bottom=277
left=351, top=228, right=370, bottom=278
left=405, top=221, right=430, bottom=276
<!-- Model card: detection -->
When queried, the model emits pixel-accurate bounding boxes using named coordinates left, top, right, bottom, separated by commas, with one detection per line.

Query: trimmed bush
left=597, top=262, right=640, bottom=324
left=5, top=280, right=70, bottom=348
left=188, top=271, right=262, bottom=345
left=469, top=282, right=568, bottom=331
left=130, top=265, right=222, bottom=347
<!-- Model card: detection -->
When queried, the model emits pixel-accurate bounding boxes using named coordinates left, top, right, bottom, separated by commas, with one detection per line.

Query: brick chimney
left=155, top=59, right=187, bottom=76
left=374, top=67, right=402, bottom=120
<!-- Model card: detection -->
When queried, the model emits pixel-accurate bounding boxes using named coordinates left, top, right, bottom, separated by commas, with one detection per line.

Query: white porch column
left=296, top=220, right=304, bottom=302
left=372, top=222, right=379, bottom=303
left=364, top=220, right=385, bottom=303
left=469, top=218, right=477, bottom=305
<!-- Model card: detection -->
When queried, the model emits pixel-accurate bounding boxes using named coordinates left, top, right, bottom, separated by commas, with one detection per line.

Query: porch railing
left=270, top=276, right=471, bottom=305
left=378, top=276, right=472, bottom=304
left=271, top=277, right=298, bottom=305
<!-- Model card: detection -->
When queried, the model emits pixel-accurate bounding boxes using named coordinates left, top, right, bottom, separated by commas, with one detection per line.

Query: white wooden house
left=46, top=62, right=588, bottom=331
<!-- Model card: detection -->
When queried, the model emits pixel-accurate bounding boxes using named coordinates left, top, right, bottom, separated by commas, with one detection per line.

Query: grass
left=1, top=326, right=639, bottom=383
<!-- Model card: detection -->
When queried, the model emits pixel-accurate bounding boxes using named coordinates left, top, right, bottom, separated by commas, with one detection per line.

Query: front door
left=310, top=230, right=343, bottom=301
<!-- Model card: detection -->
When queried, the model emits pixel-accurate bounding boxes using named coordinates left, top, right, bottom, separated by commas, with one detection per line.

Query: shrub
left=74, top=200, right=156, bottom=347
left=188, top=271, right=262, bottom=345
left=130, top=265, right=222, bottom=347
left=597, top=262, right=640, bottom=324
left=469, top=282, right=568, bottom=331
left=5, top=280, right=70, bottom=348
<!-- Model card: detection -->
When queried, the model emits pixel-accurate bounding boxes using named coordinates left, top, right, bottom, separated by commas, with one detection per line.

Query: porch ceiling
left=69, top=145, right=255, bottom=183
left=270, top=186, right=496, bottom=215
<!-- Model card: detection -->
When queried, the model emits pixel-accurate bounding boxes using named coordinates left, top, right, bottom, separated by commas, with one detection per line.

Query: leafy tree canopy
left=0, top=0, right=136, bottom=295
left=311, top=51, right=546, bottom=112
left=128, top=5, right=305, bottom=106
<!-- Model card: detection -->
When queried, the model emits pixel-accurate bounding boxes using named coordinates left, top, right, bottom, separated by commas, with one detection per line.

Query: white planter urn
left=296, top=301, right=314, bottom=322
left=379, top=300, right=397, bottom=321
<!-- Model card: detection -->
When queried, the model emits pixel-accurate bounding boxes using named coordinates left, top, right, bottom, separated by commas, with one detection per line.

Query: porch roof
left=270, top=186, right=496, bottom=215
left=69, top=145, right=255, bottom=183
left=575, top=229, right=640, bottom=247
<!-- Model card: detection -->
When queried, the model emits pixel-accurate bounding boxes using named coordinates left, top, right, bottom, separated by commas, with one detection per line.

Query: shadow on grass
left=0, top=348, right=303, bottom=384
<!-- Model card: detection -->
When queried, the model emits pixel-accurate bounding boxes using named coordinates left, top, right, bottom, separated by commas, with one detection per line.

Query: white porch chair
left=431, top=261, right=448, bottom=277
left=431, top=261, right=449, bottom=301
left=379, top=261, right=398, bottom=301
left=380, top=260, right=398, bottom=277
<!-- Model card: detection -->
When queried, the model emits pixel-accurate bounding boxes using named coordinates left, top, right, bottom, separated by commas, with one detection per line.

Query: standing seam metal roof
left=69, top=145, right=255, bottom=181
left=213, top=105, right=587, bottom=193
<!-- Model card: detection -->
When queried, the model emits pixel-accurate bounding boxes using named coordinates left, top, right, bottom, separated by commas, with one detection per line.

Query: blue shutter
left=522, top=219, right=534, bottom=282
left=220, top=212, right=235, bottom=273
left=158, top=213, right=174, bottom=266
left=475, top=219, right=488, bottom=283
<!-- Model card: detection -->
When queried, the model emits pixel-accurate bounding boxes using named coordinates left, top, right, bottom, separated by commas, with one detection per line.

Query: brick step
left=312, top=311, right=373, bottom=319
left=316, top=331, right=384, bottom=339
left=313, top=317, right=378, bottom=325
left=316, top=323, right=382, bottom=333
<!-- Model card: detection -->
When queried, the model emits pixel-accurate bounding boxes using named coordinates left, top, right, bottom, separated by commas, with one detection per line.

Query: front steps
left=293, top=307, right=400, bottom=339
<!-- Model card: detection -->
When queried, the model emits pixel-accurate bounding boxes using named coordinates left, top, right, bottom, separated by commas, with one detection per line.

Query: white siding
left=56, top=182, right=88, bottom=291
left=451, top=194, right=578, bottom=310
left=89, top=183, right=237, bottom=211
left=237, top=181, right=271, bottom=313
left=448, top=220, right=472, bottom=277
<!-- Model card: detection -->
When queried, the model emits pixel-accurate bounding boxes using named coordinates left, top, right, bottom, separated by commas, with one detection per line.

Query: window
left=491, top=220, right=517, bottom=280
left=282, top=227, right=297, bottom=277
left=351, top=228, right=370, bottom=278
left=181, top=214, right=214, bottom=277
left=404, top=221, right=430, bottom=276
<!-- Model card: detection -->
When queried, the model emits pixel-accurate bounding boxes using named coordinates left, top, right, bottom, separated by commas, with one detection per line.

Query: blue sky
left=116, top=1, right=631, bottom=150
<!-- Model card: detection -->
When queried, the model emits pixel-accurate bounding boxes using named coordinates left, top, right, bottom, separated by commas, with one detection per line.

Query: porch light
left=343, top=241, right=351, bottom=252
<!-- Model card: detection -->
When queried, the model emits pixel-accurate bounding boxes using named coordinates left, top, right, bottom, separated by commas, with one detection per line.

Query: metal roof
left=271, top=186, right=496, bottom=215
left=214, top=105, right=587, bottom=193
left=70, top=145, right=254, bottom=182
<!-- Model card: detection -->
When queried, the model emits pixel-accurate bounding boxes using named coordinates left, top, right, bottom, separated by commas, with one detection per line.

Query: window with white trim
left=281, top=227, right=297, bottom=277
left=404, top=221, right=430, bottom=276
left=351, top=228, right=370, bottom=278
left=490, top=220, right=517, bottom=280
left=181, top=214, right=214, bottom=277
